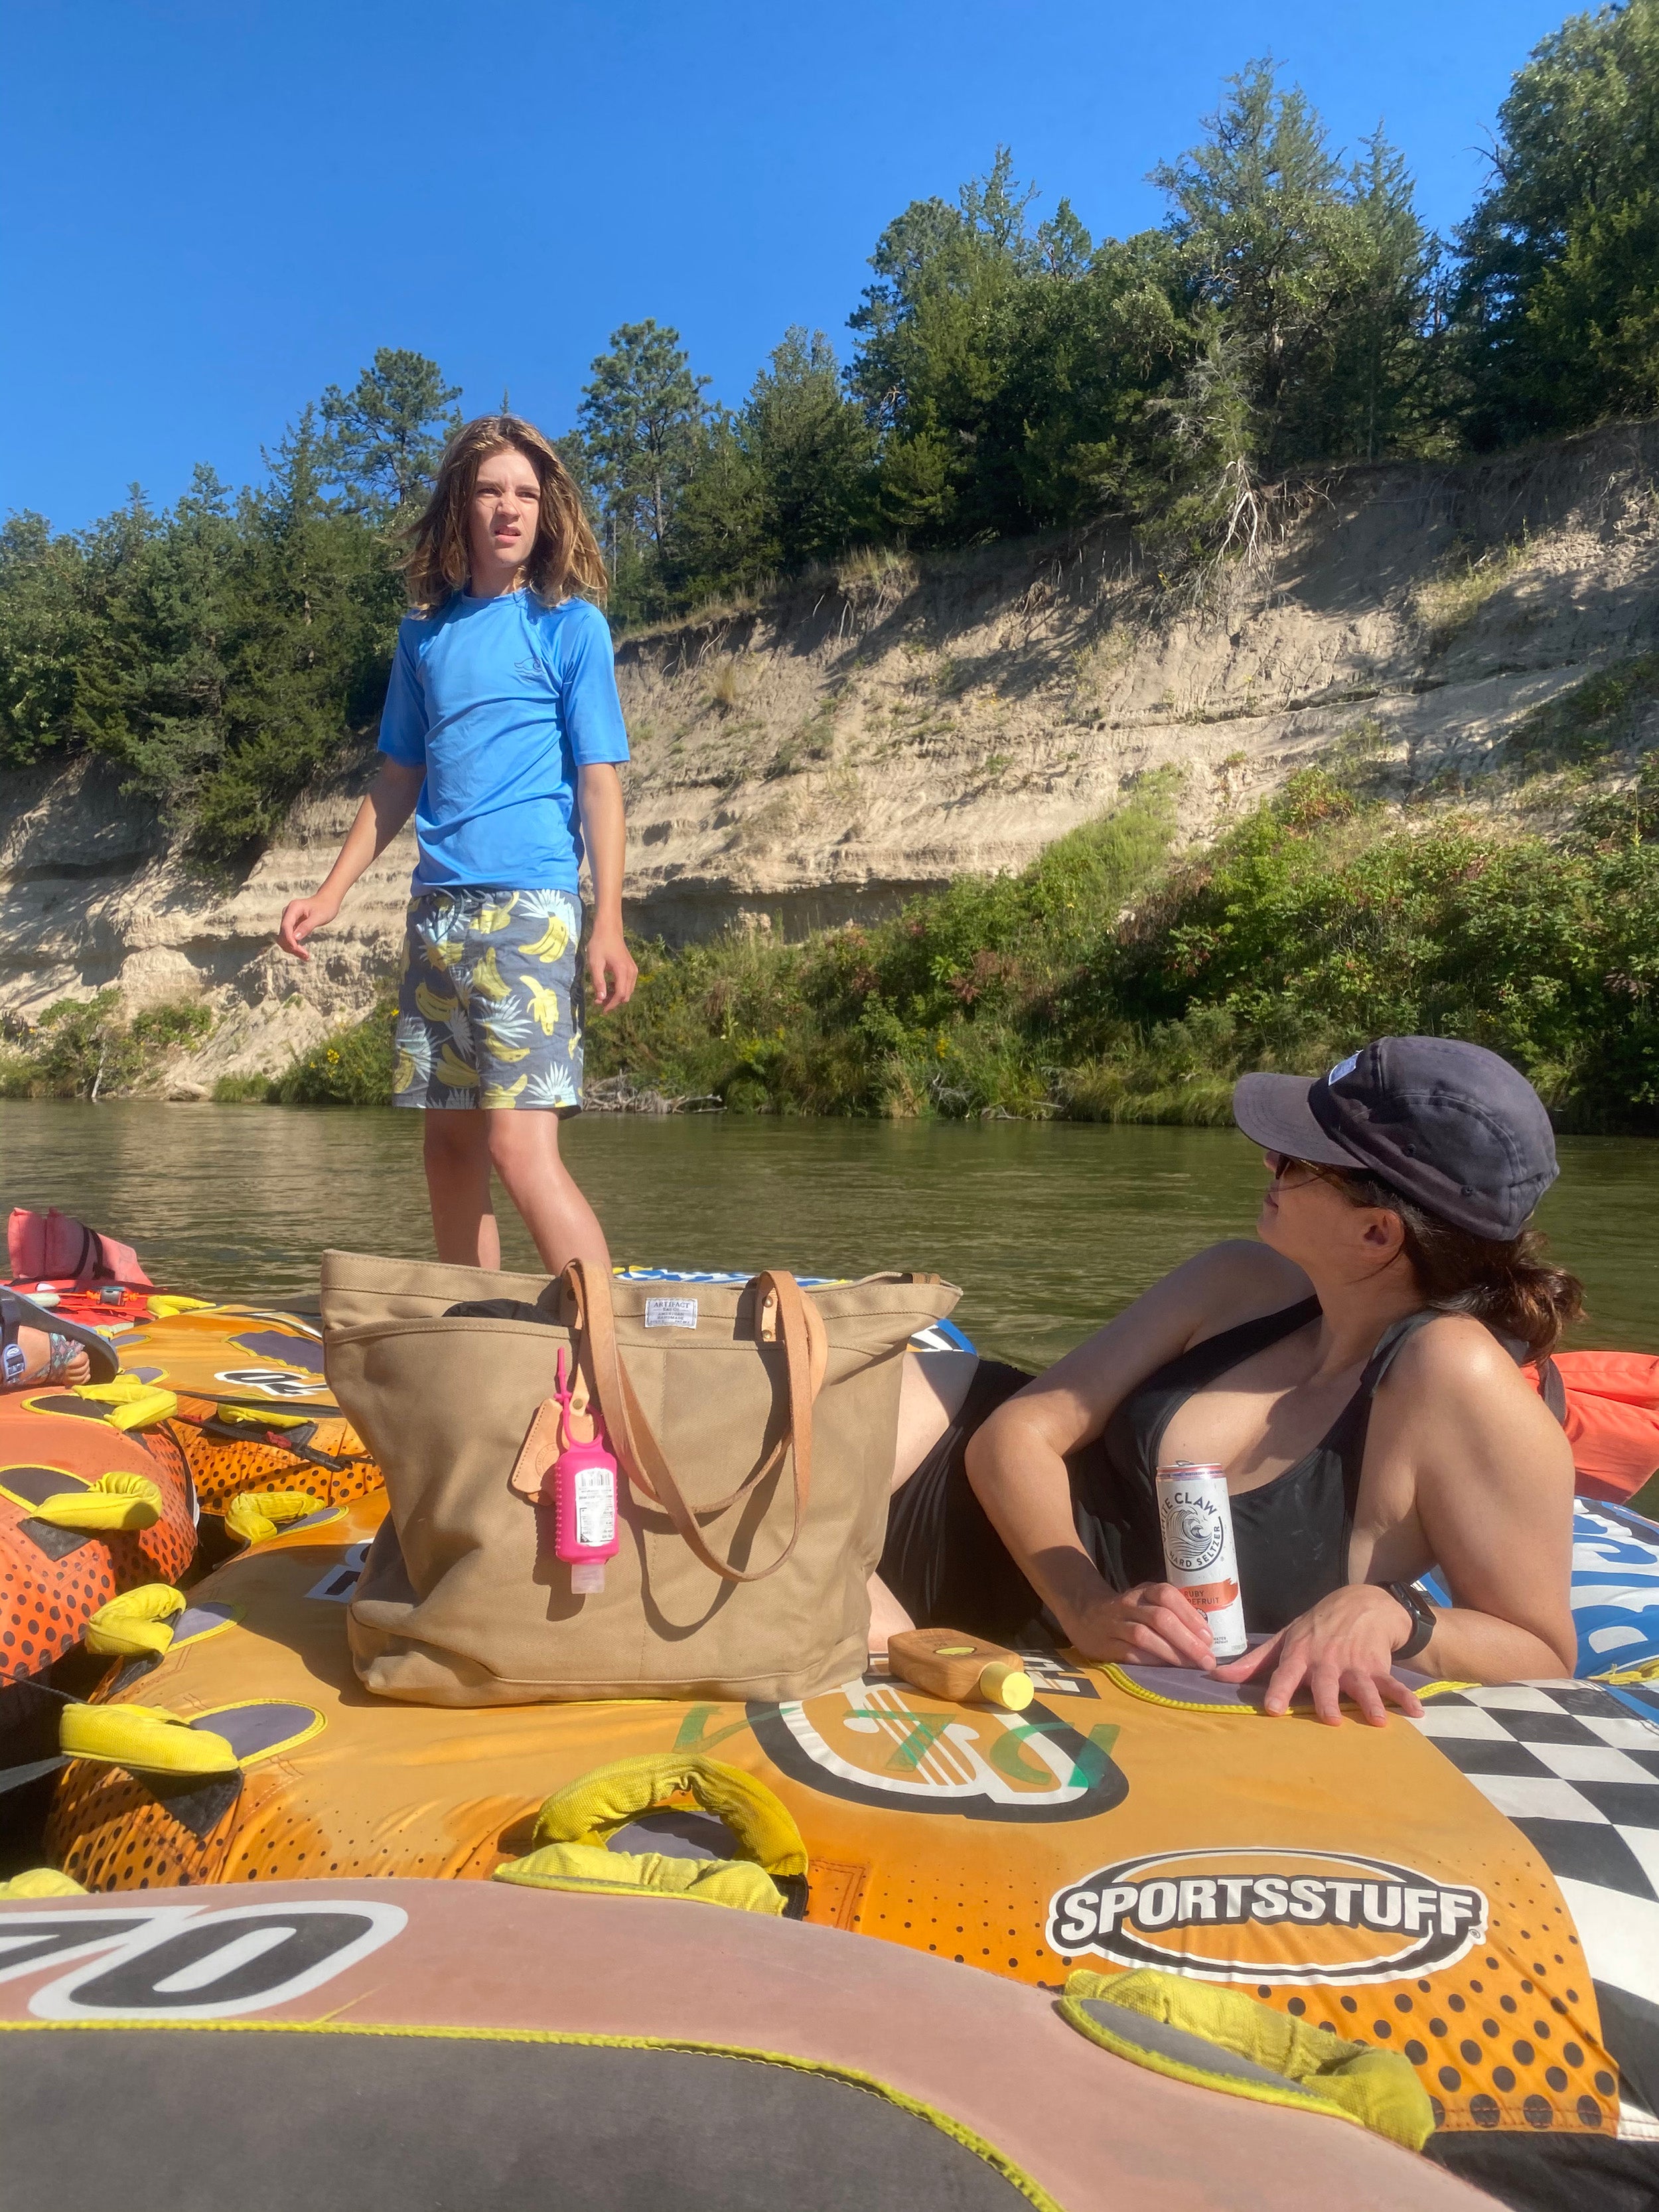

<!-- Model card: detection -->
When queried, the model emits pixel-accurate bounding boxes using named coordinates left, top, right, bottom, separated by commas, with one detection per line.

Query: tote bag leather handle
left=559, top=1260, right=829, bottom=1585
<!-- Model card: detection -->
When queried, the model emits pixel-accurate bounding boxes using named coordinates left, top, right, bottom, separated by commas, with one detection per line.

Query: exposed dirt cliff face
left=4, top=423, right=1658, bottom=1093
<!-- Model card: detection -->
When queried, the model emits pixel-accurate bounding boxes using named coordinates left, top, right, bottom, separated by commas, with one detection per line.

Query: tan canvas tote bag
left=321, top=1250, right=960, bottom=1706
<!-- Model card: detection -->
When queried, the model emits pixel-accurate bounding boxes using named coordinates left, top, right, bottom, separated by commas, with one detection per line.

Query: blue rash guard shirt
left=377, top=590, right=630, bottom=893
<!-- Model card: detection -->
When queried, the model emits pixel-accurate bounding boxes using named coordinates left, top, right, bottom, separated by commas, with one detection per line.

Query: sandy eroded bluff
left=3, top=424, right=1658, bottom=1092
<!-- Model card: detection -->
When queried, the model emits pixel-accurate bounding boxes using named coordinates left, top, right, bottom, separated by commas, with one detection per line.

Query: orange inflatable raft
left=42, top=1485, right=1659, bottom=2185
left=106, top=1303, right=380, bottom=1514
left=0, top=1396, right=194, bottom=1692
left=0, top=1870, right=1488, bottom=2212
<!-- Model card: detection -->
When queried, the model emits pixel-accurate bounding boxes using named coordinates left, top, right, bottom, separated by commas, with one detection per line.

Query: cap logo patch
left=1326, top=1054, right=1360, bottom=1086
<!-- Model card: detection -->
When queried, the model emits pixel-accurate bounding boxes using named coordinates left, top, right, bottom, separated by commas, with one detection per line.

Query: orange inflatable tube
left=44, top=1491, right=1636, bottom=2153
left=0, top=1398, right=194, bottom=1689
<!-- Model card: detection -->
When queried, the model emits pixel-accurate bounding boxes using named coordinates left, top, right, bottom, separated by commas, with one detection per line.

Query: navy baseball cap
left=1232, top=1037, right=1557, bottom=1240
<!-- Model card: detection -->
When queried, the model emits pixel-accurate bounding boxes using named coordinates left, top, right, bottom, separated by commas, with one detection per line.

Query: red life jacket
left=6, top=1207, right=153, bottom=1290
left=1529, top=1350, right=1659, bottom=1503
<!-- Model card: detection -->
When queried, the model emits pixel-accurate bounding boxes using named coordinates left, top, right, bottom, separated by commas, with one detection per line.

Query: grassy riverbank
left=6, top=765, right=1652, bottom=1127
left=248, top=765, right=1659, bottom=1132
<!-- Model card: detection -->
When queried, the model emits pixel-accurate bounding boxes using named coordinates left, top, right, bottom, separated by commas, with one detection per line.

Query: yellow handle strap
left=1060, top=1970, right=1434, bottom=2152
left=35, top=1471, right=163, bottom=1531
left=494, top=1841, right=785, bottom=1915
left=208, top=1405, right=315, bottom=1434
left=224, top=1489, right=321, bottom=1546
left=60, top=1703, right=239, bottom=1776
left=146, top=1296, right=213, bottom=1317
left=530, top=1753, right=808, bottom=1880
left=84, top=1583, right=187, bottom=1658
left=70, top=1379, right=180, bottom=1430
left=0, top=1869, right=86, bottom=1899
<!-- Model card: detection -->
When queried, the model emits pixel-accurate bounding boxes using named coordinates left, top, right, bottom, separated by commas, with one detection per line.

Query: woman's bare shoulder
left=1388, top=1313, right=1562, bottom=1424
left=1392, top=1311, right=1531, bottom=1386
left=1388, top=1314, right=1571, bottom=1455
left=1385, top=1313, right=1574, bottom=1494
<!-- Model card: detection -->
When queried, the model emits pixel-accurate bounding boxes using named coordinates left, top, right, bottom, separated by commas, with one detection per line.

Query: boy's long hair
left=400, top=415, right=607, bottom=611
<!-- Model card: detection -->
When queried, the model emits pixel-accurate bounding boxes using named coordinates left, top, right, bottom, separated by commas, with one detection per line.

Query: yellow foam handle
left=35, top=1471, right=163, bottom=1532
left=0, top=1868, right=87, bottom=1899
left=1061, top=1970, right=1433, bottom=2152
left=84, top=1583, right=187, bottom=1659
left=224, top=1489, right=321, bottom=1546
left=72, top=1379, right=180, bottom=1431
left=532, top=1754, right=808, bottom=1881
left=61, top=1702, right=239, bottom=1776
left=214, top=1406, right=313, bottom=1434
left=977, top=1660, right=1035, bottom=1711
left=146, top=1296, right=214, bottom=1317
left=494, top=1841, right=786, bottom=1915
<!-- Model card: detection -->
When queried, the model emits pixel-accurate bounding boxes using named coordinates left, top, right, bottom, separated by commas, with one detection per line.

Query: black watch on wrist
left=1383, top=1580, right=1436, bottom=1662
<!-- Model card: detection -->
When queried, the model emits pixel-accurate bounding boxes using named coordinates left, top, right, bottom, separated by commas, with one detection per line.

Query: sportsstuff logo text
left=1046, top=1846, right=1487, bottom=1983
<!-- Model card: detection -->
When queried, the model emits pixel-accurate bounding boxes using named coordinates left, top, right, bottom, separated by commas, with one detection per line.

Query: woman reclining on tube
left=877, top=1036, right=1579, bottom=1724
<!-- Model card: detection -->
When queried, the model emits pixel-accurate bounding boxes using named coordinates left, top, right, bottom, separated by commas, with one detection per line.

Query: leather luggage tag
left=508, top=1400, right=563, bottom=1503
left=508, top=1370, right=598, bottom=1502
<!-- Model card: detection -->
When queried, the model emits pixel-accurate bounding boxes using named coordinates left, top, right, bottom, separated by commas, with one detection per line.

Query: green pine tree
left=319, top=348, right=463, bottom=520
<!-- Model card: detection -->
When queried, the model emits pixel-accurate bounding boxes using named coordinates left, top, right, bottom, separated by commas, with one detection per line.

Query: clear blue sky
left=3, top=0, right=1569, bottom=530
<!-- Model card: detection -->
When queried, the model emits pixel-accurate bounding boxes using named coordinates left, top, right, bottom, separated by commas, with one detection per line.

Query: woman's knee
left=893, top=1351, right=979, bottom=1491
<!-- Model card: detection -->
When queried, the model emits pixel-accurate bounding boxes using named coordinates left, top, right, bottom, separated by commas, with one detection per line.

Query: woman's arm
left=966, top=1242, right=1310, bottom=1668
left=277, top=759, right=425, bottom=960
left=577, top=763, right=638, bottom=1013
left=1216, top=1321, right=1577, bottom=1722
left=1397, top=1324, right=1577, bottom=1678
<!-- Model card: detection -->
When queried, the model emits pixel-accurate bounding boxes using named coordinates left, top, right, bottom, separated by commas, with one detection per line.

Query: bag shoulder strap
left=563, top=1260, right=828, bottom=1585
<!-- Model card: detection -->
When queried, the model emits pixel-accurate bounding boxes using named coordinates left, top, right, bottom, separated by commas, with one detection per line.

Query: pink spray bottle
left=551, top=1347, right=620, bottom=1596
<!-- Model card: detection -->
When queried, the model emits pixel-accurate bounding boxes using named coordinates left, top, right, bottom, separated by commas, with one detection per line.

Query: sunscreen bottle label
left=571, top=1463, right=616, bottom=1550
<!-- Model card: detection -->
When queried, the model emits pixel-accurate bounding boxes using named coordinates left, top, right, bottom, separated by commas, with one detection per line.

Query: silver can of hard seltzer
left=1155, top=1462, right=1248, bottom=1660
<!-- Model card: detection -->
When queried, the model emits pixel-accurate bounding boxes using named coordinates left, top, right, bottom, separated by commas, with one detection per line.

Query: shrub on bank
left=65, top=768, right=1659, bottom=1132
left=586, top=770, right=1659, bottom=1132
left=0, top=994, right=213, bottom=1100
left=264, top=999, right=397, bottom=1106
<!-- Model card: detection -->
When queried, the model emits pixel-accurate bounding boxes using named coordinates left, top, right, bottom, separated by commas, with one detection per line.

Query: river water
left=1, top=1102, right=1654, bottom=1367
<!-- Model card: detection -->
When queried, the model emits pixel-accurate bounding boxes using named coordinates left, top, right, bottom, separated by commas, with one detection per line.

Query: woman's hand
left=1213, top=1585, right=1425, bottom=1726
left=1068, top=1582, right=1222, bottom=1670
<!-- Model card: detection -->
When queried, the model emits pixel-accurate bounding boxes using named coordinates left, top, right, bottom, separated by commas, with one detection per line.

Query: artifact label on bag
left=644, top=1297, right=699, bottom=1329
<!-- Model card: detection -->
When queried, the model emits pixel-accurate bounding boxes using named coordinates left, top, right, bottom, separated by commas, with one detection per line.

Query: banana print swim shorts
left=392, top=888, right=584, bottom=1112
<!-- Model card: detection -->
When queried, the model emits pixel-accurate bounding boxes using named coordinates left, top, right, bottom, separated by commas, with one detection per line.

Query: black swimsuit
left=879, top=1301, right=1444, bottom=1643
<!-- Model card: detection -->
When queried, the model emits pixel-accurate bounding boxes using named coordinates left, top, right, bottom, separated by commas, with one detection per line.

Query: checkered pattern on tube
left=1415, top=1679, right=1659, bottom=2139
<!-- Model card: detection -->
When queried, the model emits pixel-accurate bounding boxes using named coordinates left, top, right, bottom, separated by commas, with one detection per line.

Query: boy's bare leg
left=422, top=1110, right=501, bottom=1268
left=486, top=1109, right=613, bottom=1275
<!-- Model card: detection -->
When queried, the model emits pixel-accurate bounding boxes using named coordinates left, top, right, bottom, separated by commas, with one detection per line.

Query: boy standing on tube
left=279, top=417, right=636, bottom=1272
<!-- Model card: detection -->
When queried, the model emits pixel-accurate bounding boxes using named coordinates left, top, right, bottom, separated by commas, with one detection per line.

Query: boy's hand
left=587, top=921, right=638, bottom=1013
left=278, top=891, right=340, bottom=962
